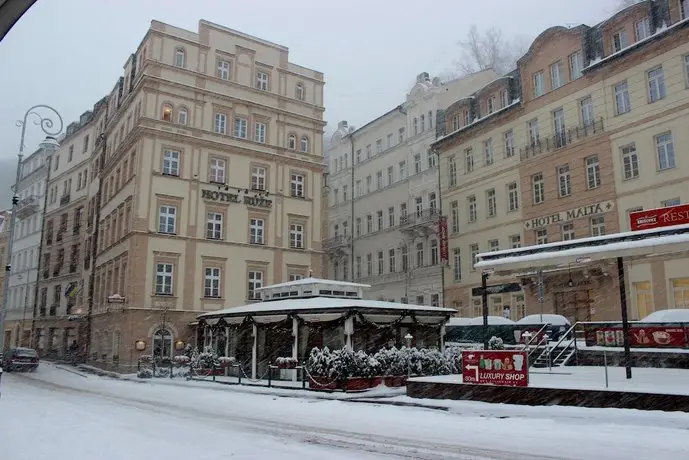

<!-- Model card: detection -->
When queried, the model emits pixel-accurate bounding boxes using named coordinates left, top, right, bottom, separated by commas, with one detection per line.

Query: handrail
left=547, top=322, right=580, bottom=364
left=522, top=323, right=551, bottom=353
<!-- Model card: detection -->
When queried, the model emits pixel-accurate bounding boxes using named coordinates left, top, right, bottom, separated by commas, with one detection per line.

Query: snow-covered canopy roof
left=641, top=309, right=689, bottom=323
left=517, top=314, right=571, bottom=326
left=197, top=296, right=455, bottom=320
left=256, top=277, right=370, bottom=291
left=446, top=317, right=473, bottom=327
left=474, top=224, right=689, bottom=276
left=465, top=316, right=515, bottom=326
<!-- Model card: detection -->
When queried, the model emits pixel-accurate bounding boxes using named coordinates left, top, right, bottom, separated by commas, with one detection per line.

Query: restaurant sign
left=524, top=200, right=615, bottom=229
left=629, top=204, right=689, bottom=231
left=201, top=189, right=272, bottom=209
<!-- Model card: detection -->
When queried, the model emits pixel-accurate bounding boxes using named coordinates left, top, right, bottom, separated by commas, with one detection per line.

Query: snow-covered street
left=1, top=364, right=689, bottom=459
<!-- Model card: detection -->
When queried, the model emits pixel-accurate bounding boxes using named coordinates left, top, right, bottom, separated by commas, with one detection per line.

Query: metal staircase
left=532, top=322, right=579, bottom=369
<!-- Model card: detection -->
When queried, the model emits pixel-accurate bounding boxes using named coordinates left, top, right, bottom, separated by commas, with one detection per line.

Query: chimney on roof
left=337, top=120, right=348, bottom=130
left=416, top=72, right=430, bottom=83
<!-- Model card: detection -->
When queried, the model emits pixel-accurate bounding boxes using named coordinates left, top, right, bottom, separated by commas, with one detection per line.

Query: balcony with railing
left=16, top=195, right=39, bottom=219
left=399, top=208, right=441, bottom=227
left=520, top=118, right=604, bottom=161
left=60, top=194, right=71, bottom=206
left=323, top=235, right=351, bottom=255
left=49, top=304, right=58, bottom=316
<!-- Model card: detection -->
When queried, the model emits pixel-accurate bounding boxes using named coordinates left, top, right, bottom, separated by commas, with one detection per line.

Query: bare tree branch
left=449, top=25, right=529, bottom=79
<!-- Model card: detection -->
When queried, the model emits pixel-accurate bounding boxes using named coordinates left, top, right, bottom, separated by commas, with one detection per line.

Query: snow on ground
left=413, top=366, right=689, bottom=396
left=1, top=364, right=688, bottom=459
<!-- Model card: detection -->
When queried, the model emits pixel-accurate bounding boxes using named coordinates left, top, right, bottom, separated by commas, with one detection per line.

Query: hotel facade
left=434, top=0, right=689, bottom=323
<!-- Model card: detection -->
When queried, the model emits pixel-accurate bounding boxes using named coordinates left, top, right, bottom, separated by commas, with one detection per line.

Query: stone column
left=344, top=316, right=354, bottom=350
left=292, top=316, right=299, bottom=382
left=251, top=323, right=258, bottom=379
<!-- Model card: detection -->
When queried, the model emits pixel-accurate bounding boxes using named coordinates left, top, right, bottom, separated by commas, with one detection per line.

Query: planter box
left=193, top=367, right=224, bottom=376
left=277, top=363, right=297, bottom=369
left=383, top=376, right=407, bottom=387
left=308, top=375, right=339, bottom=390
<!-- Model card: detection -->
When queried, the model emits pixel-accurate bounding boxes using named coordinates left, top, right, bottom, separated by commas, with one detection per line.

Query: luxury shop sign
left=201, top=189, right=273, bottom=209
left=524, top=200, right=615, bottom=229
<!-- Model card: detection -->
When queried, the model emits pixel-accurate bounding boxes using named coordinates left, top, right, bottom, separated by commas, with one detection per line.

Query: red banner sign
left=438, top=216, right=449, bottom=261
left=584, top=326, right=689, bottom=348
left=629, top=204, right=689, bottom=231
left=462, top=350, right=529, bottom=387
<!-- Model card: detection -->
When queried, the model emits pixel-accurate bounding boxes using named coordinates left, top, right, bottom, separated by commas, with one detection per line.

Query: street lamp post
left=0, top=105, right=63, bottom=355
left=404, top=333, right=413, bottom=382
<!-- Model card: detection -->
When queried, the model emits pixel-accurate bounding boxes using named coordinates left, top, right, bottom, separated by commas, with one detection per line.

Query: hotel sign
left=524, top=201, right=615, bottom=230
left=201, top=189, right=273, bottom=209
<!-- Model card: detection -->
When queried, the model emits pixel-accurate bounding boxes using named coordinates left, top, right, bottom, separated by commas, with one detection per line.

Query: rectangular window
left=470, top=244, right=479, bottom=271
left=209, top=158, right=225, bottom=183
left=586, top=155, right=601, bottom=189
left=376, top=139, right=383, bottom=153
left=662, top=198, right=681, bottom=208
left=500, top=90, right=509, bottom=108
left=399, top=161, right=406, bottom=179
left=366, top=145, right=371, bottom=159
left=377, top=251, right=384, bottom=275
left=553, top=108, right=566, bottom=148
left=415, top=243, right=424, bottom=268
left=366, top=214, right=373, bottom=233
left=206, top=212, right=222, bottom=239
left=452, top=115, right=460, bottom=131
left=558, top=164, right=571, bottom=197
left=656, top=132, right=676, bottom=170
left=248, top=271, right=263, bottom=300
left=635, top=17, right=650, bottom=41
left=214, top=113, right=227, bottom=134
left=448, top=155, right=457, bottom=187
left=580, top=97, right=594, bottom=127
left=428, top=151, right=437, bottom=168
left=255, top=122, right=267, bottom=143
left=376, top=210, right=383, bottom=231
left=489, top=239, right=499, bottom=252
left=550, top=61, right=563, bottom=89
left=621, top=144, right=639, bottom=180
left=430, top=240, right=439, bottom=265
left=613, top=30, right=628, bottom=52
left=562, top=222, right=575, bottom=241
left=533, top=71, right=544, bottom=97
left=464, top=148, right=474, bottom=173
left=204, top=267, right=221, bottom=298
left=290, top=174, right=305, bottom=198
left=376, top=170, right=383, bottom=189
left=487, top=96, right=496, bottom=114
left=532, top=173, right=545, bottom=204
left=355, top=256, right=361, bottom=279
left=615, top=81, right=631, bottom=115
left=162, top=150, right=179, bottom=176
left=535, top=229, right=548, bottom=245
left=387, top=133, right=393, bottom=148
left=486, top=189, right=496, bottom=217
left=509, top=234, right=521, bottom=248
left=217, top=60, right=230, bottom=80
left=387, top=166, right=394, bottom=185
left=503, top=130, right=514, bottom=158
left=388, top=206, right=395, bottom=227
left=591, top=216, right=606, bottom=237
left=483, top=138, right=493, bottom=166
left=468, top=195, right=477, bottom=222
left=453, top=248, right=461, bottom=282
left=158, top=205, right=176, bottom=234
left=251, top=166, right=266, bottom=191
left=365, top=253, right=372, bottom=276
left=355, top=217, right=361, bottom=237
left=233, top=118, right=248, bottom=138
left=569, top=51, right=582, bottom=80
left=528, top=119, right=539, bottom=145
left=250, top=218, right=264, bottom=244
left=388, top=249, right=396, bottom=273
left=450, top=201, right=459, bottom=233
left=507, top=182, right=519, bottom=212
left=155, top=263, right=173, bottom=295
left=648, top=67, right=666, bottom=103
left=289, top=223, right=304, bottom=249
left=256, top=71, right=269, bottom=90
left=414, top=154, right=422, bottom=174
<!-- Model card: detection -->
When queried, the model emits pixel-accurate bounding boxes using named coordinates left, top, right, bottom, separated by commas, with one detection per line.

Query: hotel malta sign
left=524, top=201, right=615, bottom=230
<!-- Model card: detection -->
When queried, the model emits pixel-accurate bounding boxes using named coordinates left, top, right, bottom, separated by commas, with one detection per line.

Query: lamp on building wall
left=174, top=339, right=185, bottom=351
left=135, top=340, right=146, bottom=351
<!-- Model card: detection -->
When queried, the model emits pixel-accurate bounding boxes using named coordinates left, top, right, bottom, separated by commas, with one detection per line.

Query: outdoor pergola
left=195, top=278, right=454, bottom=379
left=473, top=221, right=689, bottom=379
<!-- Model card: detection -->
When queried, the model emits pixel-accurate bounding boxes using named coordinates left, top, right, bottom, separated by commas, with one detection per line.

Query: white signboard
left=524, top=201, right=615, bottom=230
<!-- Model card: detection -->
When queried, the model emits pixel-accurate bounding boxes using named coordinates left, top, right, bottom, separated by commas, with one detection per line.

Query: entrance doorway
left=554, top=290, right=593, bottom=324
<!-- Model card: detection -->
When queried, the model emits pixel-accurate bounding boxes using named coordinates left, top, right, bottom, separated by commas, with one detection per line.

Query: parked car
left=2, top=347, right=39, bottom=372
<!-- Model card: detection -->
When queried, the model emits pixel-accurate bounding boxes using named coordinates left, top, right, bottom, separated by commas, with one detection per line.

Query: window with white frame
left=174, top=48, right=185, bottom=67
left=553, top=108, right=566, bottom=147
left=366, top=253, right=372, bottom=276
left=486, top=189, right=496, bottom=217
left=251, top=166, right=266, bottom=190
left=487, top=96, right=495, bottom=114
left=580, top=97, right=594, bottom=127
left=621, top=144, right=639, bottom=180
left=414, top=154, right=422, bottom=174
left=586, top=155, right=600, bottom=189
left=489, top=239, right=499, bottom=252
left=158, top=205, right=176, bottom=234
left=177, top=108, right=188, bottom=125
left=672, top=279, right=689, bottom=308
left=376, top=139, right=383, bottom=153
left=366, top=214, right=372, bottom=233
left=233, top=118, right=247, bottom=138
left=535, top=229, right=548, bottom=245
left=388, top=249, right=396, bottom=273
left=287, top=134, right=296, bottom=150
left=155, top=263, right=173, bottom=295
left=450, top=201, right=459, bottom=233
left=484, top=138, right=494, bottom=165
left=162, top=150, right=179, bottom=176
left=635, top=17, right=650, bottom=41
left=558, top=164, right=571, bottom=197
left=399, top=161, right=407, bottom=179
left=452, top=115, right=460, bottom=131
left=428, top=150, right=437, bottom=168
left=500, top=90, right=509, bottom=108
left=662, top=198, right=681, bottom=208
left=289, top=273, right=303, bottom=282
left=209, top=158, right=225, bottom=183
left=250, top=218, right=264, bottom=244
left=415, top=242, right=424, bottom=268
left=550, top=61, right=563, bottom=90
left=376, top=170, right=383, bottom=189
left=429, top=192, right=437, bottom=212
left=470, top=244, right=479, bottom=270
left=648, top=67, right=666, bottom=102
left=683, top=0, right=689, bottom=19
left=591, top=216, right=606, bottom=237
left=430, top=240, right=439, bottom=265
left=532, top=173, right=545, bottom=204
left=354, top=256, right=362, bottom=279
left=388, top=206, right=395, bottom=227
left=355, top=217, right=362, bottom=236
left=614, top=81, right=631, bottom=115
left=206, top=212, right=222, bottom=239
left=415, top=197, right=423, bottom=216
left=562, top=222, right=575, bottom=241
left=378, top=250, right=384, bottom=274
left=255, top=122, right=266, bottom=143
left=656, top=132, right=676, bottom=170
left=528, top=119, right=540, bottom=145
left=295, top=83, right=305, bottom=101
left=453, top=248, right=461, bottom=281
left=376, top=210, right=383, bottom=230
left=214, top=113, right=227, bottom=134
left=387, top=166, right=394, bottom=185
left=204, top=267, right=221, bottom=298
left=256, top=71, right=269, bottom=90
left=217, top=60, right=230, bottom=80
left=400, top=202, right=407, bottom=220
left=509, top=234, right=521, bottom=248
left=247, top=271, right=263, bottom=300
left=289, top=223, right=304, bottom=249
left=465, top=148, right=474, bottom=173
left=290, top=174, right=305, bottom=198
left=468, top=195, right=477, bottom=222
left=504, top=130, right=514, bottom=157
left=569, top=51, right=582, bottom=80
left=613, top=30, right=628, bottom=52
left=533, top=71, right=544, bottom=97
left=448, top=155, right=457, bottom=187
left=507, top=182, right=519, bottom=212
left=300, top=136, right=309, bottom=153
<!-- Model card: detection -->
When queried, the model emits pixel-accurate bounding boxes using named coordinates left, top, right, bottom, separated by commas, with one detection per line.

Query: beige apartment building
left=0, top=209, right=11, bottom=350
left=435, top=0, right=689, bottom=323
left=33, top=102, right=104, bottom=359
left=82, top=20, right=325, bottom=369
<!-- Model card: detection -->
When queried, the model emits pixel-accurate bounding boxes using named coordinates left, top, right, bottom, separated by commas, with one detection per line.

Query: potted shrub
left=275, top=357, right=298, bottom=369
left=218, top=356, right=237, bottom=368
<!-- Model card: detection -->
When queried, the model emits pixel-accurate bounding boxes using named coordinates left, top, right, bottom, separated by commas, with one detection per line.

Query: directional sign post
left=471, top=282, right=522, bottom=297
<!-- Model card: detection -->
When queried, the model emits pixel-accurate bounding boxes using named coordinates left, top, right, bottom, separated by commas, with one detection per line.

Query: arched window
left=153, top=328, right=173, bottom=358
left=287, top=134, right=296, bottom=150
left=413, top=118, right=418, bottom=135
left=177, top=107, right=188, bottom=125
left=162, top=103, right=173, bottom=122
left=174, top=47, right=185, bottom=67
left=300, top=136, right=309, bottom=153
left=295, top=82, right=305, bottom=101
left=420, top=115, right=425, bottom=133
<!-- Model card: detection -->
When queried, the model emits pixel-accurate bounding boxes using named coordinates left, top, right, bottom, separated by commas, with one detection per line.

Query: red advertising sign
left=584, top=326, right=689, bottom=348
left=438, top=216, right=449, bottom=261
left=462, top=350, right=529, bottom=387
left=629, top=204, right=689, bottom=231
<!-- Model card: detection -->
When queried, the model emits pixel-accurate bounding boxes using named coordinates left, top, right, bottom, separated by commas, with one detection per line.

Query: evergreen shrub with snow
left=488, top=336, right=505, bottom=350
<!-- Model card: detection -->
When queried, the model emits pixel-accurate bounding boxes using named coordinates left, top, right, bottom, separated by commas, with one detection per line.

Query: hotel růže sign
left=201, top=189, right=273, bottom=209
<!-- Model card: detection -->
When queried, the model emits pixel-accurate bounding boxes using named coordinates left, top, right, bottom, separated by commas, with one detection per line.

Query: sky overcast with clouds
left=0, top=0, right=623, bottom=160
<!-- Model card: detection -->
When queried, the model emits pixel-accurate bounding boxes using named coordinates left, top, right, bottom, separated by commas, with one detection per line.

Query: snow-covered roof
left=465, top=316, right=515, bottom=326
left=475, top=224, right=689, bottom=276
left=517, top=314, right=571, bottom=326
left=255, top=277, right=370, bottom=291
left=446, top=317, right=473, bottom=326
left=198, top=296, right=455, bottom=319
left=641, top=309, right=689, bottom=323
